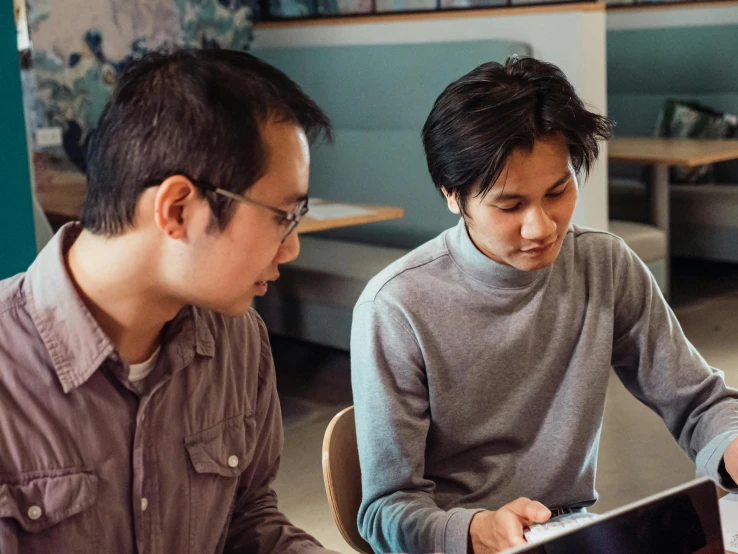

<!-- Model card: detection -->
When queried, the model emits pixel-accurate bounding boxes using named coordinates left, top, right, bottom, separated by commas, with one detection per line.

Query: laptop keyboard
left=524, top=514, right=600, bottom=544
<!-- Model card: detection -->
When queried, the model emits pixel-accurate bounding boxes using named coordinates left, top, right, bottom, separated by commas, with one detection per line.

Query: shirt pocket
left=0, top=471, right=100, bottom=554
left=185, top=411, right=256, bottom=554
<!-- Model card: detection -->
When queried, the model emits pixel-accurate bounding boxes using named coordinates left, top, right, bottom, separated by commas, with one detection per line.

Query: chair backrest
left=322, top=406, right=373, bottom=554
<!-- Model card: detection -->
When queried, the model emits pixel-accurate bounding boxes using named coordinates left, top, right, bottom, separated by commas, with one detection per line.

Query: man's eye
left=548, top=184, right=569, bottom=197
left=497, top=203, right=521, bottom=212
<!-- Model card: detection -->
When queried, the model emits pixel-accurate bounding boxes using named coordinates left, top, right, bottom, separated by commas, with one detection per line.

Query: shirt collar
left=445, top=218, right=549, bottom=289
left=25, top=223, right=215, bottom=393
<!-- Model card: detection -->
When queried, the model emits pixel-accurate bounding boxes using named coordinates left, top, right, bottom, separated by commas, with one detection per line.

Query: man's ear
left=442, top=187, right=461, bottom=215
left=152, top=176, right=202, bottom=239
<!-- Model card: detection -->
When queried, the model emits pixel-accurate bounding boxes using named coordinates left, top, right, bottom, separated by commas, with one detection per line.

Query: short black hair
left=82, top=48, right=332, bottom=235
left=421, top=56, right=613, bottom=215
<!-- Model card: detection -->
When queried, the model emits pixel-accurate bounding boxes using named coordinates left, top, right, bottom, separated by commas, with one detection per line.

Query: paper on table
left=308, top=204, right=376, bottom=221
left=720, top=493, right=738, bottom=552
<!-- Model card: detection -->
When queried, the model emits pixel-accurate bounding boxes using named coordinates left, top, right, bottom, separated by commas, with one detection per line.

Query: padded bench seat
left=255, top=236, right=410, bottom=350
left=608, top=219, right=667, bottom=292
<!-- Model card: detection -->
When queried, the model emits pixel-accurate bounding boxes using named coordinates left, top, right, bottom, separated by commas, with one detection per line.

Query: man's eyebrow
left=492, top=173, right=572, bottom=202
left=281, top=192, right=309, bottom=205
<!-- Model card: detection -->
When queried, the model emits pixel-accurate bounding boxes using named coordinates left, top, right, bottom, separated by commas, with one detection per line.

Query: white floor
left=272, top=260, right=738, bottom=553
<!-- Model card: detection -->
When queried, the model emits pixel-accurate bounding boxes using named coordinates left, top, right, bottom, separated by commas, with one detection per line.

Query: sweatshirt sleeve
left=351, top=299, right=482, bottom=554
left=610, top=241, right=738, bottom=490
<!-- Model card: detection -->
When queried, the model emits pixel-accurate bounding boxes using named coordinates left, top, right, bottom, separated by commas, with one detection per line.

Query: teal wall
left=607, top=25, right=738, bottom=182
left=257, top=40, right=531, bottom=248
left=0, top=3, right=35, bottom=279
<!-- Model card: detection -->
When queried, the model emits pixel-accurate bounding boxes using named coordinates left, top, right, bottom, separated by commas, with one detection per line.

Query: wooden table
left=35, top=178, right=404, bottom=233
left=609, top=137, right=738, bottom=166
left=298, top=200, right=404, bottom=233
left=34, top=172, right=88, bottom=229
left=609, top=137, right=738, bottom=296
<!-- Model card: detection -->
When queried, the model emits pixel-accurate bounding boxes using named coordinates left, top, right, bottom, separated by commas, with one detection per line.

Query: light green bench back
left=607, top=25, right=738, bottom=182
left=257, top=40, right=532, bottom=248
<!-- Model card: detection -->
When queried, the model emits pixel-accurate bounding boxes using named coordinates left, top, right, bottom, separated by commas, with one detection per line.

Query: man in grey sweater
left=351, top=57, right=738, bottom=554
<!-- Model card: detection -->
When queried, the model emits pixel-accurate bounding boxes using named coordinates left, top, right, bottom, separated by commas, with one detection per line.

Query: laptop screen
left=515, top=479, right=724, bottom=554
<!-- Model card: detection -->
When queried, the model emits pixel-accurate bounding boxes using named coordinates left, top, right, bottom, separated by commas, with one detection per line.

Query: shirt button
left=28, top=505, right=43, bottom=520
left=227, top=455, right=239, bottom=468
left=141, top=498, right=148, bottom=512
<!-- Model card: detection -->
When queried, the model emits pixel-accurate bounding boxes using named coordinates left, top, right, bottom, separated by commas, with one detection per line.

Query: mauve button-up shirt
left=0, top=224, right=339, bottom=554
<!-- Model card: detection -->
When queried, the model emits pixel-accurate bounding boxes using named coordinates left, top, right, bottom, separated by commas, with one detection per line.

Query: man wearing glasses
left=0, top=49, right=337, bottom=554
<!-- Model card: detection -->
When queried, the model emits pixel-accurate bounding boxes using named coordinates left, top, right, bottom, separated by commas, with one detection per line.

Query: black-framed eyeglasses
left=193, top=180, right=308, bottom=242
left=146, top=177, right=309, bottom=242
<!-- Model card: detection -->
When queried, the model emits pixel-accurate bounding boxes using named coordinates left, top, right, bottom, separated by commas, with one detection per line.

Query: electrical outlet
left=36, top=127, right=63, bottom=148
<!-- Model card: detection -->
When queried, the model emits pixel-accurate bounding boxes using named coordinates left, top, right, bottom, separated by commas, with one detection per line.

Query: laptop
left=507, top=477, right=724, bottom=554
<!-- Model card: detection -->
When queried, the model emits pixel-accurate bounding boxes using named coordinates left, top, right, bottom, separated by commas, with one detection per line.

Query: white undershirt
left=128, top=346, right=161, bottom=392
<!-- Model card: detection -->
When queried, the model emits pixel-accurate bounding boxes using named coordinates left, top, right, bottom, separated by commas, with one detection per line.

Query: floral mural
left=24, top=0, right=256, bottom=189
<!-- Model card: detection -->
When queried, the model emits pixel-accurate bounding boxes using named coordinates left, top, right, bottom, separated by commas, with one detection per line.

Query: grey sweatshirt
left=350, top=219, right=738, bottom=554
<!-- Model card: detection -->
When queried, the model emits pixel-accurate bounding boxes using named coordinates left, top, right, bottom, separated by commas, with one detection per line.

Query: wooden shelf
left=255, top=2, right=603, bottom=28
left=607, top=0, right=738, bottom=12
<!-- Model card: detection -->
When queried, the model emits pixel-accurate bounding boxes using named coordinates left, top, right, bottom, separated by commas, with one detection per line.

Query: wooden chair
left=322, top=406, right=373, bottom=554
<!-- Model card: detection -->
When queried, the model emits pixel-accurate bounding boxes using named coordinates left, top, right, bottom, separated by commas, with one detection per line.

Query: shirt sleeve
left=225, top=316, right=340, bottom=554
left=610, top=241, right=738, bottom=491
left=352, top=299, right=481, bottom=554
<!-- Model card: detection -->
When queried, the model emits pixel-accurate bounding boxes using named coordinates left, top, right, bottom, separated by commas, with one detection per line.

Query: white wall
left=254, top=5, right=609, bottom=230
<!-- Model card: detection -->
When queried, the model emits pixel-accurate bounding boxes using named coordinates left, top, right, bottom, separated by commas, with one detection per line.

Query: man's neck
left=65, top=228, right=183, bottom=364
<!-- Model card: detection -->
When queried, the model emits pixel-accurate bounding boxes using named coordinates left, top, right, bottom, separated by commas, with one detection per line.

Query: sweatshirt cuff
left=695, top=430, right=738, bottom=491
left=443, top=508, right=484, bottom=554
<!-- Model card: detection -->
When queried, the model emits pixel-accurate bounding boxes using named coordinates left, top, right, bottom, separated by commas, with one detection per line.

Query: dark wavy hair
left=422, top=56, right=613, bottom=215
left=83, top=48, right=332, bottom=235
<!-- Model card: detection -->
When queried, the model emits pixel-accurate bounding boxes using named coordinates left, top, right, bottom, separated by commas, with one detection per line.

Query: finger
left=495, top=507, right=530, bottom=548
left=508, top=498, right=552, bottom=524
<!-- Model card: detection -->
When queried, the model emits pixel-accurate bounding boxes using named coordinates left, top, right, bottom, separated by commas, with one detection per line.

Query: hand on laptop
left=469, top=498, right=551, bottom=553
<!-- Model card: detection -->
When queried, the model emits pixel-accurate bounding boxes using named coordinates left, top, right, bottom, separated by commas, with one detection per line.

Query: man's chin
left=232, top=296, right=257, bottom=315
left=201, top=296, right=256, bottom=317
left=511, top=247, right=561, bottom=271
